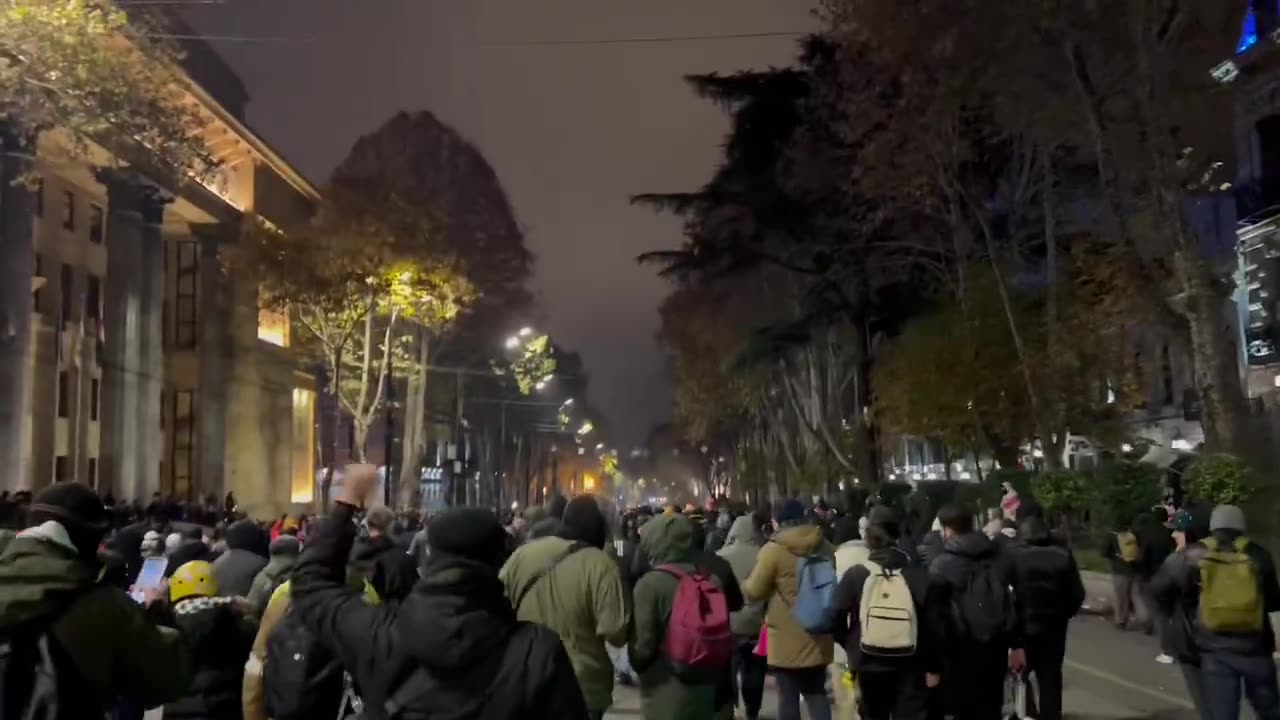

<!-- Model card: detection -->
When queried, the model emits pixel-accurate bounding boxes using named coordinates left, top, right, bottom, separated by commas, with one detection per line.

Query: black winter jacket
left=927, top=532, right=1023, bottom=651
left=1007, top=524, right=1084, bottom=637
left=291, top=502, right=591, bottom=720
left=1150, top=531, right=1280, bottom=658
left=347, top=534, right=419, bottom=602
left=162, top=597, right=256, bottom=720
left=917, top=531, right=945, bottom=570
left=832, top=546, right=945, bottom=674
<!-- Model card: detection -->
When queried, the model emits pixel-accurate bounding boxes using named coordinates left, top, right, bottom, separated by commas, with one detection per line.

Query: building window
left=57, top=371, right=69, bottom=418
left=61, top=190, right=74, bottom=231
left=86, top=274, right=101, bottom=322
left=291, top=388, right=316, bottom=503
left=90, top=378, right=99, bottom=421
left=34, top=178, right=43, bottom=217
left=171, top=390, right=195, bottom=499
left=87, top=458, right=97, bottom=488
left=89, top=204, right=104, bottom=244
left=174, top=240, right=198, bottom=348
left=59, top=263, right=73, bottom=328
left=257, top=306, right=290, bottom=347
left=54, top=455, right=68, bottom=483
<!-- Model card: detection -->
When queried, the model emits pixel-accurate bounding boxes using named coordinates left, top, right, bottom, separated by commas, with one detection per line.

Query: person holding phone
left=0, top=482, right=192, bottom=715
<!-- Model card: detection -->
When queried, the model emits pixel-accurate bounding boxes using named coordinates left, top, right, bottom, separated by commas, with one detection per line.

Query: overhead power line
left=481, top=30, right=810, bottom=47
left=127, top=29, right=811, bottom=46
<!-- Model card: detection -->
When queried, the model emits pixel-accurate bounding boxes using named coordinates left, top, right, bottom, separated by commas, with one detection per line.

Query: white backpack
left=858, top=560, right=917, bottom=656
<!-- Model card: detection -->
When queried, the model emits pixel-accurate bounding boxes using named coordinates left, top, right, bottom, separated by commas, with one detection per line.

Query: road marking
left=1064, top=658, right=1195, bottom=709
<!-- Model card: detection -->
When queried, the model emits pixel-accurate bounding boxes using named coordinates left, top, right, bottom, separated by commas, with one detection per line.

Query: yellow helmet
left=169, top=560, right=217, bottom=603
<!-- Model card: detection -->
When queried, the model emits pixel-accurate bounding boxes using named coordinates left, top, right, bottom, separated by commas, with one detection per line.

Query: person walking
left=162, top=560, right=258, bottom=720
left=246, top=533, right=300, bottom=616
left=501, top=494, right=631, bottom=720
left=718, top=513, right=768, bottom=720
left=832, top=509, right=944, bottom=720
left=290, top=464, right=590, bottom=719
left=927, top=505, right=1023, bottom=720
left=1151, top=504, right=1280, bottom=720
left=630, top=513, right=730, bottom=720
left=212, top=519, right=269, bottom=598
left=1008, top=514, right=1085, bottom=720
left=1136, top=507, right=1176, bottom=660
left=743, top=499, right=836, bottom=720
left=0, top=482, right=192, bottom=715
left=1151, top=506, right=1214, bottom=720
left=1102, top=519, right=1148, bottom=631
left=348, top=505, right=417, bottom=603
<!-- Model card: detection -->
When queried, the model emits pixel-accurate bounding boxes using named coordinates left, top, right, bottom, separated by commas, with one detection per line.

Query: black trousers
left=730, top=637, right=767, bottom=717
left=1025, top=627, right=1068, bottom=720
left=945, top=645, right=1007, bottom=720
left=859, top=670, right=929, bottom=720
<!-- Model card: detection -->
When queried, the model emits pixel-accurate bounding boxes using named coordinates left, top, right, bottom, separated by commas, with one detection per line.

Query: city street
left=607, top=616, right=1210, bottom=720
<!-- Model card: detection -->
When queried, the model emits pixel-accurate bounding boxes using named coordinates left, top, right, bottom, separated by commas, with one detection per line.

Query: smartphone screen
left=131, top=556, right=169, bottom=604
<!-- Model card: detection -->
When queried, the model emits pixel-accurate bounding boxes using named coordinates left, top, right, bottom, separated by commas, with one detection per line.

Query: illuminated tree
left=235, top=191, right=472, bottom=504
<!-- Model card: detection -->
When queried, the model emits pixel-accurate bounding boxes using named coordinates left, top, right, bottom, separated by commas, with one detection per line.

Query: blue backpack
left=792, top=555, right=838, bottom=633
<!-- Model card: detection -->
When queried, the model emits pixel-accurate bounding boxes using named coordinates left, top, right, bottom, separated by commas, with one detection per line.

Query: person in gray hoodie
left=245, top=534, right=300, bottom=615
left=718, top=514, right=768, bottom=720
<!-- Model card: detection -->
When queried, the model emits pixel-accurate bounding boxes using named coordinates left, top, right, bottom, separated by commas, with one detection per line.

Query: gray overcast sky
left=184, top=0, right=817, bottom=446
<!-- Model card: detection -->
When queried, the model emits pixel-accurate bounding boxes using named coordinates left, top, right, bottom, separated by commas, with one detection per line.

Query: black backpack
left=0, top=598, right=100, bottom=720
left=263, top=605, right=345, bottom=720
left=952, top=558, right=1014, bottom=644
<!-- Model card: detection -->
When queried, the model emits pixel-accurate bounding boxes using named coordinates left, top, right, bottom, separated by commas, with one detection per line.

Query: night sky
left=183, top=0, right=817, bottom=446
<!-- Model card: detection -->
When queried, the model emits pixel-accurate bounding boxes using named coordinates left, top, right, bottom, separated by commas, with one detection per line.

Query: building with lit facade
left=6, top=36, right=321, bottom=518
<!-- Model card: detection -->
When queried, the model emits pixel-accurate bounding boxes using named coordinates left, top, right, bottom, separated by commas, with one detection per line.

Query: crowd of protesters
left=0, top=468, right=1276, bottom=720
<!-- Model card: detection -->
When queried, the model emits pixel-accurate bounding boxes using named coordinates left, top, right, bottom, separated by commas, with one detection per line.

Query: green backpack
left=1199, top=536, right=1263, bottom=633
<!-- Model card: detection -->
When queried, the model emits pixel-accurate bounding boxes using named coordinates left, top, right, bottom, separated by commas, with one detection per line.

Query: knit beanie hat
left=427, top=508, right=510, bottom=568
left=1209, top=504, right=1246, bottom=533
left=28, top=482, right=109, bottom=560
left=776, top=499, right=806, bottom=526
left=561, top=495, right=608, bottom=549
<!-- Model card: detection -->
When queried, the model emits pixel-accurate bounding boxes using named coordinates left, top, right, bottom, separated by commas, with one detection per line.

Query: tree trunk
left=1181, top=255, right=1249, bottom=452
left=353, top=422, right=369, bottom=463
left=398, top=330, right=430, bottom=507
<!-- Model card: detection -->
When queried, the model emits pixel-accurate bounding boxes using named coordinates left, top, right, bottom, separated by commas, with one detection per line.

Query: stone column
left=0, top=125, right=35, bottom=491
left=98, top=170, right=169, bottom=502
left=192, top=222, right=234, bottom=503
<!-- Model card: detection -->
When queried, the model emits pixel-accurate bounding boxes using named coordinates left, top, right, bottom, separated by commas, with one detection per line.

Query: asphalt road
left=607, top=616, right=1211, bottom=720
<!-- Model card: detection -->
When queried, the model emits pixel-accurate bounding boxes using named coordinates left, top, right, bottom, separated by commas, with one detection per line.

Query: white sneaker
left=1156, top=654, right=1175, bottom=664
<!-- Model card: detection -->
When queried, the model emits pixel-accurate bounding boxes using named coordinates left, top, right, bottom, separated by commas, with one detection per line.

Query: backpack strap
left=512, top=541, right=586, bottom=611
left=655, top=564, right=691, bottom=580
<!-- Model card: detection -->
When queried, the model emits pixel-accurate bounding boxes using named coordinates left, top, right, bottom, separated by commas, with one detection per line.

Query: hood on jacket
left=1019, top=516, right=1052, bottom=545
left=641, top=514, right=694, bottom=566
left=224, top=521, right=268, bottom=557
left=398, top=555, right=517, bottom=671
left=0, top=535, right=98, bottom=629
left=725, top=516, right=763, bottom=547
left=269, top=535, right=300, bottom=557
left=773, top=524, right=825, bottom=557
left=944, top=531, right=998, bottom=559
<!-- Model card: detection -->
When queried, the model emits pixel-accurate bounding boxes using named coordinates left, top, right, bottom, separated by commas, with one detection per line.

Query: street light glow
left=519, top=327, right=534, bottom=337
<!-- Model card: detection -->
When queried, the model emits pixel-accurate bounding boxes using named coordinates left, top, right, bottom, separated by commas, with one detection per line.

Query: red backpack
left=656, top=565, right=733, bottom=678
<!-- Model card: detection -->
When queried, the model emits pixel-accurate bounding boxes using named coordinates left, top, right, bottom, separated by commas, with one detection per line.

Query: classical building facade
left=3, top=40, right=320, bottom=518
